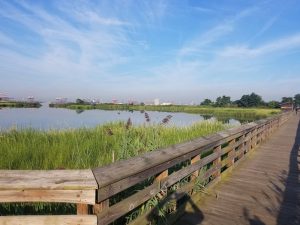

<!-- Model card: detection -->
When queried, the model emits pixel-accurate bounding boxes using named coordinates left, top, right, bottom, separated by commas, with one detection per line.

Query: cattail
left=125, top=118, right=132, bottom=130
left=106, top=128, right=114, bottom=136
left=144, top=112, right=150, bottom=122
left=161, top=115, right=173, bottom=125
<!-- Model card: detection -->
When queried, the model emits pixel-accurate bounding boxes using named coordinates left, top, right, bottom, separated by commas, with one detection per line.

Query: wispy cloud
left=0, top=0, right=299, bottom=101
left=250, top=16, right=278, bottom=41
left=0, top=0, right=133, bottom=79
left=220, top=33, right=300, bottom=58
left=178, top=7, right=257, bottom=57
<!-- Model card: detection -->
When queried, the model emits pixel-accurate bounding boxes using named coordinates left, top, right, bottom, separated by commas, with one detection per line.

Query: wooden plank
left=93, top=200, right=109, bottom=215
left=212, top=145, right=221, bottom=178
left=0, top=170, right=97, bottom=190
left=0, top=189, right=96, bottom=204
left=0, top=190, right=96, bottom=205
left=95, top=115, right=284, bottom=202
left=94, top=125, right=258, bottom=202
left=77, top=204, right=89, bottom=215
left=191, top=155, right=201, bottom=180
left=0, top=215, right=97, bottom=225
left=97, top=182, right=160, bottom=225
left=161, top=152, right=219, bottom=188
left=95, top=143, right=218, bottom=202
left=176, top=112, right=294, bottom=225
left=92, top=122, right=258, bottom=189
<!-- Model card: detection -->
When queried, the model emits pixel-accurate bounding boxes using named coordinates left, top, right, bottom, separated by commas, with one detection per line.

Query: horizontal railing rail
left=0, top=112, right=291, bottom=225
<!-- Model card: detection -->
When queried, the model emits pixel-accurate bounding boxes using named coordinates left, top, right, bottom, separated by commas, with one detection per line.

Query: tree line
left=200, top=93, right=300, bottom=108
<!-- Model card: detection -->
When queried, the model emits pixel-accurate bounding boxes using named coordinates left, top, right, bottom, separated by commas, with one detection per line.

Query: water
left=0, top=103, right=241, bottom=130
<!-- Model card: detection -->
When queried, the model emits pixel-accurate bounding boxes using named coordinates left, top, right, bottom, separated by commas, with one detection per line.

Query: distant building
left=161, top=102, right=172, bottom=106
left=154, top=98, right=160, bottom=106
left=0, top=93, right=9, bottom=101
left=55, top=97, right=68, bottom=104
left=27, top=96, right=35, bottom=102
left=280, top=102, right=293, bottom=111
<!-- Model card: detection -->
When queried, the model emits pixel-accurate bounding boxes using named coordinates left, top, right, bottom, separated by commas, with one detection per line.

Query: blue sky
left=0, top=0, right=300, bottom=103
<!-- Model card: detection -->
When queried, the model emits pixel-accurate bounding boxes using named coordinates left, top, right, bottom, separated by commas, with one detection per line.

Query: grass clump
left=0, top=120, right=227, bottom=170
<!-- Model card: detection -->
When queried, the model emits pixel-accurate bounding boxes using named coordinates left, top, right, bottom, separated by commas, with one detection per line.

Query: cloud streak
left=0, top=0, right=299, bottom=102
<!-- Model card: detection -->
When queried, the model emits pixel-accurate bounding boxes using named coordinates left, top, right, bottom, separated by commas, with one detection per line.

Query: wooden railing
left=0, top=112, right=291, bottom=225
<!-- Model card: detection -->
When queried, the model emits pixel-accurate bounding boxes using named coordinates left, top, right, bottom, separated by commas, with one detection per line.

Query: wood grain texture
left=97, top=182, right=160, bottom=225
left=0, top=215, right=97, bottom=225
left=0, top=170, right=97, bottom=190
left=0, top=189, right=95, bottom=204
left=77, top=204, right=89, bottom=215
left=92, top=122, right=261, bottom=188
left=176, top=112, right=297, bottom=225
left=93, top=121, right=267, bottom=202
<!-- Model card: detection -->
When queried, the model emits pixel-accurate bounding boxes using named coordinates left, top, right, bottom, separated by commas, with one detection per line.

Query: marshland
left=0, top=103, right=281, bottom=220
left=0, top=103, right=280, bottom=170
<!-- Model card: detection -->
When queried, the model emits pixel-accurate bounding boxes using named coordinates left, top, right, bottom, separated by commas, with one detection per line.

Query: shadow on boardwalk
left=146, top=193, right=204, bottom=225
left=243, top=116, right=300, bottom=225
left=276, top=116, right=300, bottom=225
left=172, top=115, right=300, bottom=225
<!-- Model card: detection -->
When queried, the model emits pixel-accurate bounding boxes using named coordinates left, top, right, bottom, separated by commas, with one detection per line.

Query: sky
left=0, top=0, right=300, bottom=103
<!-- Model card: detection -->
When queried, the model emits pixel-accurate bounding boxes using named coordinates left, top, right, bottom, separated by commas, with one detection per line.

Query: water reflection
left=75, top=109, right=84, bottom=114
left=0, top=104, right=247, bottom=130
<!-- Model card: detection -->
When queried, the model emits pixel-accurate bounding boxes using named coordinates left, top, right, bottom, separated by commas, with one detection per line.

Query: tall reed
left=0, top=121, right=227, bottom=170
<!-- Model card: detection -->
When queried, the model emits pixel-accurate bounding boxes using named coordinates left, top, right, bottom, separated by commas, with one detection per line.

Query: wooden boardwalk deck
left=176, top=113, right=300, bottom=225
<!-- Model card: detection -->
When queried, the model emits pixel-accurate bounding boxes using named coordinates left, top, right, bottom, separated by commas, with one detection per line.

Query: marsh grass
left=0, top=120, right=226, bottom=217
left=0, top=121, right=226, bottom=170
left=50, top=103, right=280, bottom=122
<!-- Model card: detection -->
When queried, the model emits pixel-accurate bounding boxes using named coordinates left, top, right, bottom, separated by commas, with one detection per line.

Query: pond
left=0, top=103, right=243, bottom=130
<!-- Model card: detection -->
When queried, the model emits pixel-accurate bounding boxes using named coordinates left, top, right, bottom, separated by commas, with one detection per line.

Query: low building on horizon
left=280, top=102, right=293, bottom=111
left=0, top=92, right=10, bottom=101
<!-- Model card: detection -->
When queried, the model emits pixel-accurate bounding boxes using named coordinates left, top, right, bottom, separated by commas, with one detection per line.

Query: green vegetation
left=0, top=120, right=225, bottom=217
left=49, top=103, right=280, bottom=121
left=294, top=94, right=300, bottom=106
left=49, top=92, right=282, bottom=120
left=201, top=92, right=300, bottom=108
left=0, top=100, right=41, bottom=108
left=0, top=120, right=226, bottom=170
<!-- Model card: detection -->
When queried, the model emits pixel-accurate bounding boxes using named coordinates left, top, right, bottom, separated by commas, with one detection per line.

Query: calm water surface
left=0, top=103, right=241, bottom=130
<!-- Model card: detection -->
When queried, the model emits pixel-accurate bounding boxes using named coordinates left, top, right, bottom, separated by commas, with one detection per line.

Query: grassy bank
left=49, top=103, right=280, bottom=121
left=0, top=120, right=227, bottom=218
left=0, top=120, right=227, bottom=170
left=0, top=100, right=41, bottom=108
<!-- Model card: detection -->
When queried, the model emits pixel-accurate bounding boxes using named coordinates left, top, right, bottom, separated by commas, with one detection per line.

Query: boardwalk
left=177, top=114, right=300, bottom=225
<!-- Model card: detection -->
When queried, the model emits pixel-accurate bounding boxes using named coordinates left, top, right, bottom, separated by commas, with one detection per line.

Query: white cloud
left=220, top=33, right=300, bottom=58
left=178, top=7, right=257, bottom=57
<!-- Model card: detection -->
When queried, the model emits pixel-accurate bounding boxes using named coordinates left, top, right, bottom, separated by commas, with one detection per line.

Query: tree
left=281, top=97, right=293, bottom=103
left=237, top=92, right=263, bottom=107
left=215, top=95, right=231, bottom=107
left=267, top=101, right=280, bottom=108
left=200, top=99, right=213, bottom=106
left=294, top=94, right=300, bottom=106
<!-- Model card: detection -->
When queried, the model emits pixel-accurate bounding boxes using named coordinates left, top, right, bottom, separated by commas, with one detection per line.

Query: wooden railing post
left=156, top=169, right=169, bottom=198
left=93, top=199, right=109, bottom=215
left=228, top=139, right=236, bottom=168
left=191, top=155, right=201, bottom=180
left=77, top=204, right=89, bottom=215
left=212, top=145, right=221, bottom=180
